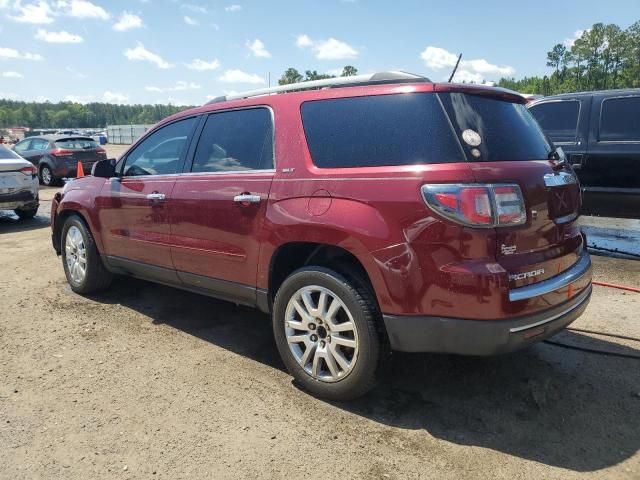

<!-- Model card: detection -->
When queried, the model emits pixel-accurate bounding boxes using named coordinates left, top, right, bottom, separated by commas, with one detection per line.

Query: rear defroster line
left=543, top=279, right=640, bottom=360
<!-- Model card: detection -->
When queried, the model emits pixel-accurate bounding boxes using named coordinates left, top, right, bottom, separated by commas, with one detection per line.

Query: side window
left=31, top=139, right=49, bottom=151
left=529, top=101, right=580, bottom=143
left=14, top=139, right=32, bottom=153
left=600, top=96, right=640, bottom=142
left=191, top=108, right=273, bottom=173
left=122, top=117, right=197, bottom=177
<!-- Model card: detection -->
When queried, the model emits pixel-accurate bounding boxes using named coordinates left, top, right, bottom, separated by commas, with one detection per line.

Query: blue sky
left=0, top=0, right=639, bottom=105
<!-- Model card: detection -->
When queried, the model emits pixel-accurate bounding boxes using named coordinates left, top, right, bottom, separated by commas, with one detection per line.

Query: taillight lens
left=20, top=165, right=37, bottom=176
left=96, top=147, right=107, bottom=156
left=51, top=148, right=74, bottom=157
left=422, top=184, right=526, bottom=228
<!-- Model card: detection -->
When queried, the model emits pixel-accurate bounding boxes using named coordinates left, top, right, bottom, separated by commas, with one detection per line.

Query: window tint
left=529, top=101, right=580, bottom=143
left=123, top=117, right=196, bottom=176
left=55, top=138, right=98, bottom=150
left=439, top=93, right=552, bottom=161
left=191, top=108, right=273, bottom=173
left=600, top=96, right=640, bottom=142
left=301, top=93, right=464, bottom=168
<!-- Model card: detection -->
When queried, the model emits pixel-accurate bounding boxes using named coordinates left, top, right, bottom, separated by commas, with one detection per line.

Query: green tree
left=278, top=68, right=304, bottom=85
left=341, top=65, right=358, bottom=76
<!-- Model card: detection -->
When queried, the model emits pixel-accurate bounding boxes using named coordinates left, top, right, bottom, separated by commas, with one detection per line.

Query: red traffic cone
left=77, top=161, right=85, bottom=178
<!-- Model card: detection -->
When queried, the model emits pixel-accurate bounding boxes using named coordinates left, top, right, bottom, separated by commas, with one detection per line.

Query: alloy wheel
left=284, top=285, right=359, bottom=383
left=65, top=225, right=87, bottom=284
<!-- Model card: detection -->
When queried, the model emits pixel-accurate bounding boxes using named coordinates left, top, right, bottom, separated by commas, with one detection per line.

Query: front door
left=170, top=107, right=275, bottom=305
left=97, top=117, right=199, bottom=278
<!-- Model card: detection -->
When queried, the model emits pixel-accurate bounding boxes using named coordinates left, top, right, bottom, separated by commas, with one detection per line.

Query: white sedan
left=0, top=145, right=39, bottom=219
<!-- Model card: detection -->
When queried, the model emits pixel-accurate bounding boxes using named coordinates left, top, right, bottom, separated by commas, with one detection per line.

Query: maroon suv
left=51, top=72, right=592, bottom=400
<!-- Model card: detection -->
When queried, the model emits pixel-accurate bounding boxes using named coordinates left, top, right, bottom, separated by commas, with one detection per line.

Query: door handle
left=233, top=193, right=261, bottom=205
left=146, top=192, right=166, bottom=201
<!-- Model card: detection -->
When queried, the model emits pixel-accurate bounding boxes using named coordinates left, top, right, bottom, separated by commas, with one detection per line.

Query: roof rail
left=206, top=71, right=430, bottom=104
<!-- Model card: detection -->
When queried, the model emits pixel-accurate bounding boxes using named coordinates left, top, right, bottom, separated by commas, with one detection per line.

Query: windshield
left=55, top=138, right=98, bottom=150
left=438, top=92, right=552, bottom=161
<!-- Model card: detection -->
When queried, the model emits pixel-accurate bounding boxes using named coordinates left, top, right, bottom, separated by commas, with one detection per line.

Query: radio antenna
left=448, top=53, right=462, bottom=82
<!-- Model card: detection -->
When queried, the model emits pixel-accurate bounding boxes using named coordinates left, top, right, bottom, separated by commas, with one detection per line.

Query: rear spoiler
left=434, top=83, right=528, bottom=104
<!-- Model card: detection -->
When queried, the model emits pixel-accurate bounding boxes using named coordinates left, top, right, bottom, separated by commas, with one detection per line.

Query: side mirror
left=92, top=158, right=117, bottom=178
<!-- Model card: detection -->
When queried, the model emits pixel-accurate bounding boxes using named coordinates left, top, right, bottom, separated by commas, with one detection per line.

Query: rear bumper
left=383, top=283, right=592, bottom=355
left=0, top=189, right=38, bottom=210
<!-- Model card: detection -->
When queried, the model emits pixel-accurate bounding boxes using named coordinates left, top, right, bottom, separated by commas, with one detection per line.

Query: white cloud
left=183, top=15, right=198, bottom=26
left=65, top=94, right=94, bottom=103
left=0, top=91, right=20, bottom=100
left=181, top=3, right=207, bottom=13
left=564, top=29, right=588, bottom=48
left=420, top=46, right=515, bottom=82
left=296, top=35, right=358, bottom=60
left=145, top=81, right=201, bottom=92
left=113, top=12, right=143, bottom=31
left=35, top=28, right=83, bottom=43
left=8, top=1, right=55, bottom=24
left=2, top=71, right=23, bottom=78
left=218, top=69, right=265, bottom=84
left=56, top=0, right=110, bottom=20
left=186, top=58, right=220, bottom=71
left=225, top=4, right=241, bottom=12
left=0, top=47, right=44, bottom=61
left=246, top=38, right=270, bottom=58
left=124, top=43, right=173, bottom=69
left=103, top=91, right=129, bottom=103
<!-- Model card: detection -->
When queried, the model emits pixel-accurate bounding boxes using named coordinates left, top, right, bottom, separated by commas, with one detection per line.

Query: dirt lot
left=1, top=178, right=639, bottom=479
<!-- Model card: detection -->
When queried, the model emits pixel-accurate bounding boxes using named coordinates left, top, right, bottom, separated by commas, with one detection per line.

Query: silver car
left=0, top=145, right=39, bottom=219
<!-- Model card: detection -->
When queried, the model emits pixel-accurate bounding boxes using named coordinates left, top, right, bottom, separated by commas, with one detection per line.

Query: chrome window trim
left=508, top=252, right=591, bottom=302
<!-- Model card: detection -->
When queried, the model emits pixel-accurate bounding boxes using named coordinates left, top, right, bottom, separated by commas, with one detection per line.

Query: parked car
left=12, top=135, right=107, bottom=186
left=50, top=72, right=592, bottom=400
left=528, top=89, right=640, bottom=218
left=0, top=145, right=39, bottom=219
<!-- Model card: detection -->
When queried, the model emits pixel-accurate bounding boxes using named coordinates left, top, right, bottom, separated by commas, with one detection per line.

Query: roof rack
left=206, top=71, right=431, bottom=104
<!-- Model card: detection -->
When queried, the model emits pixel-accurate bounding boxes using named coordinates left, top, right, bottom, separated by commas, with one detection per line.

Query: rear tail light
left=96, top=147, right=107, bottom=156
left=51, top=148, right=74, bottom=157
left=422, top=184, right=526, bottom=228
left=19, top=165, right=37, bottom=176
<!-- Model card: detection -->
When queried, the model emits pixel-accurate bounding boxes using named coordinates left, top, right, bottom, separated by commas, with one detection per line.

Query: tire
left=273, top=266, right=382, bottom=401
left=40, top=164, right=56, bottom=186
left=61, top=215, right=113, bottom=294
left=14, top=204, right=38, bottom=220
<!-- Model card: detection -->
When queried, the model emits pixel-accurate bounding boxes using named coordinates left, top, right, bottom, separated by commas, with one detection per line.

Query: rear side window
left=529, top=101, right=580, bottom=143
left=55, top=138, right=98, bottom=150
left=0, top=146, right=22, bottom=159
left=600, top=96, right=640, bottom=142
left=191, top=108, right=273, bottom=173
left=439, top=93, right=552, bottom=161
left=301, top=93, right=464, bottom=168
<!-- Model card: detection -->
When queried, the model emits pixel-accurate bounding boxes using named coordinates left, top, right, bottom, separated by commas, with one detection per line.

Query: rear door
left=438, top=91, right=583, bottom=290
left=97, top=117, right=198, bottom=279
left=170, top=107, right=275, bottom=304
left=581, top=94, right=640, bottom=217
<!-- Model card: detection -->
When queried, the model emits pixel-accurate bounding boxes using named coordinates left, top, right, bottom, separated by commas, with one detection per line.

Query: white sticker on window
left=462, top=129, right=482, bottom=147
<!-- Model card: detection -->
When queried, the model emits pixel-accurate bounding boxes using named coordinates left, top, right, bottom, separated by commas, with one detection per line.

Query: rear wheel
left=61, top=215, right=113, bottom=294
left=40, top=165, right=56, bottom=186
left=273, top=266, right=382, bottom=401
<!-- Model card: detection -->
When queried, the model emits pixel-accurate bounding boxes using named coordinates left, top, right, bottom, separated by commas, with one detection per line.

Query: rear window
left=528, top=100, right=580, bottom=143
left=439, top=93, right=552, bottom=161
left=55, top=138, right=98, bottom=150
left=301, top=93, right=465, bottom=168
left=600, top=96, right=640, bottom=142
left=0, top=146, right=22, bottom=159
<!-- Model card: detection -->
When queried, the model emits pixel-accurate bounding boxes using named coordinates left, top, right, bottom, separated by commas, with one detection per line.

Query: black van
left=528, top=89, right=640, bottom=218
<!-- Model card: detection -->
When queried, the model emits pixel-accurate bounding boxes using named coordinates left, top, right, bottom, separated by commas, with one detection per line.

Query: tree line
left=0, top=100, right=191, bottom=129
left=497, top=21, right=640, bottom=95
left=278, top=66, right=358, bottom=85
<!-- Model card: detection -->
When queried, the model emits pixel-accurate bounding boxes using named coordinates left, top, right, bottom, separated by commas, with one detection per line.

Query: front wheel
left=61, top=216, right=113, bottom=294
left=273, top=266, right=382, bottom=401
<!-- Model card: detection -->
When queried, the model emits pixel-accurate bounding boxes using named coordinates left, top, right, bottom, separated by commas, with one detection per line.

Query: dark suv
left=529, top=89, right=640, bottom=218
left=50, top=72, right=592, bottom=400
left=13, top=135, right=107, bottom=186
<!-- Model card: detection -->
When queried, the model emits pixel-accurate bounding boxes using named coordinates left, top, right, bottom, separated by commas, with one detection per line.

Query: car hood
left=0, top=157, right=32, bottom=172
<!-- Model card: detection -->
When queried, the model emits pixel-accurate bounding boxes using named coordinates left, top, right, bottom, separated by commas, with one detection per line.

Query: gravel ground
left=0, top=181, right=639, bottom=480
